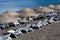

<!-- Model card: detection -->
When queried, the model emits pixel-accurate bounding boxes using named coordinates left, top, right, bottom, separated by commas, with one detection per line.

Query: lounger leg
left=9, top=37, right=12, bottom=40
left=14, top=34, right=17, bottom=38
left=27, top=31, right=29, bottom=33
left=21, top=32, right=23, bottom=35
left=30, top=28, right=34, bottom=32
left=42, top=26, right=45, bottom=28
left=26, top=30, right=29, bottom=33
left=39, top=27, right=41, bottom=29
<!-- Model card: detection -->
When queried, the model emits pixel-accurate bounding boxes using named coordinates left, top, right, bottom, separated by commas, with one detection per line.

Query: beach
left=0, top=20, right=60, bottom=40
left=0, top=0, right=60, bottom=40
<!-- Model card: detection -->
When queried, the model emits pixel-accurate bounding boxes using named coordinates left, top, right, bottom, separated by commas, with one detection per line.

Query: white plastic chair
left=0, top=34, right=12, bottom=40
left=7, top=29, right=23, bottom=38
left=25, top=24, right=34, bottom=32
left=31, top=21, right=43, bottom=29
left=14, top=21, right=20, bottom=25
left=42, top=19, right=48, bottom=26
left=19, top=24, right=33, bottom=33
left=19, top=18, right=28, bottom=23
left=29, top=17, right=33, bottom=21
left=48, top=17, right=55, bottom=24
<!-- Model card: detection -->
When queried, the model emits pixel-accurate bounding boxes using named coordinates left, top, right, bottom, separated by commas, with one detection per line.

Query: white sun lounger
left=31, top=21, right=43, bottom=29
left=48, top=17, right=55, bottom=24
left=42, top=19, right=49, bottom=26
left=19, top=24, right=33, bottom=33
left=19, top=18, right=28, bottom=24
left=13, top=21, right=20, bottom=26
left=0, top=33, right=12, bottom=40
left=0, top=23, right=9, bottom=30
left=29, top=17, right=33, bottom=21
left=7, top=29, right=23, bottom=38
left=25, top=24, right=34, bottom=32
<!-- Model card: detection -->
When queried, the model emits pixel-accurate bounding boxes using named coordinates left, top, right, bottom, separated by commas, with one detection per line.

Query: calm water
left=0, top=0, right=60, bottom=13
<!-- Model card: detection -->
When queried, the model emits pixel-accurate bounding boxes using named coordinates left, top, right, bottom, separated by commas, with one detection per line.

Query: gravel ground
left=0, top=20, right=60, bottom=40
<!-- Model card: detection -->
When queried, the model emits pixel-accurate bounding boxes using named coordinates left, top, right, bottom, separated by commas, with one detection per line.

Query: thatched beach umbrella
left=37, top=7, right=54, bottom=18
left=54, top=5, right=60, bottom=9
left=19, top=8, right=38, bottom=18
left=0, top=14, right=19, bottom=32
left=54, top=5, right=60, bottom=16
left=0, top=14, right=18, bottom=23
left=39, top=7, right=54, bottom=13
left=36, top=6, right=43, bottom=13
left=3, top=10, right=19, bottom=17
left=48, top=4, right=55, bottom=9
left=20, top=13, right=38, bottom=18
left=21, top=8, right=34, bottom=13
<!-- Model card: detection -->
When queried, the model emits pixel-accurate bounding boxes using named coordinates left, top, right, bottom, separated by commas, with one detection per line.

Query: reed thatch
left=37, top=7, right=54, bottom=13
left=21, top=8, right=34, bottom=13
left=20, top=13, right=38, bottom=18
left=36, top=6, right=43, bottom=12
left=48, top=4, right=55, bottom=9
left=19, top=8, right=38, bottom=17
left=3, top=10, right=19, bottom=17
left=0, top=14, right=18, bottom=23
left=54, top=5, right=60, bottom=9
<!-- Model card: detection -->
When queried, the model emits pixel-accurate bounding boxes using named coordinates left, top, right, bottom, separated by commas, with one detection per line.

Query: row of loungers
left=0, top=17, right=33, bottom=30
left=0, top=16, right=59, bottom=40
left=0, top=16, right=43, bottom=30
left=0, top=15, right=59, bottom=30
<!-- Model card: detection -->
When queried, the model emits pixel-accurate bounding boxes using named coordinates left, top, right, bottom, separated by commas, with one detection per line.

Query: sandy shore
left=0, top=20, right=60, bottom=40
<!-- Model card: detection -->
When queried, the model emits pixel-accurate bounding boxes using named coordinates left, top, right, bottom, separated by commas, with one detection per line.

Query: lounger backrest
left=29, top=17, right=33, bottom=20
left=14, top=21, right=19, bottom=25
left=25, top=25, right=31, bottom=29
left=4, top=34, right=11, bottom=39
left=19, top=27, right=25, bottom=30
left=42, top=19, right=48, bottom=24
left=20, top=18, right=28, bottom=22
left=50, top=17, right=54, bottom=20
left=49, top=17, right=54, bottom=21
left=14, top=30, right=20, bottom=35
left=43, top=19, right=48, bottom=23
left=37, top=21, right=42, bottom=25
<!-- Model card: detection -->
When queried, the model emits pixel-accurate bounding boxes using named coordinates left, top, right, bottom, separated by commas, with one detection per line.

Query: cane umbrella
left=54, top=5, right=60, bottom=16
left=36, top=6, right=43, bottom=13
left=48, top=4, right=55, bottom=9
left=0, top=14, right=19, bottom=32
left=0, top=14, right=18, bottom=23
left=19, top=8, right=38, bottom=18
left=39, top=7, right=54, bottom=13
left=3, top=10, right=19, bottom=17
left=37, top=7, right=54, bottom=18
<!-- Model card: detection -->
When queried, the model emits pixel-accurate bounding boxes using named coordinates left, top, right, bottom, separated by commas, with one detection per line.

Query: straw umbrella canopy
left=54, top=5, right=60, bottom=9
left=54, top=5, right=60, bottom=16
left=21, top=8, right=34, bottom=13
left=3, top=10, right=19, bottom=17
left=20, top=13, right=38, bottom=18
left=37, top=7, right=54, bottom=18
left=48, top=4, right=55, bottom=9
left=19, top=8, right=38, bottom=18
left=38, top=7, right=54, bottom=13
left=0, top=14, right=18, bottom=23
left=36, top=6, right=44, bottom=13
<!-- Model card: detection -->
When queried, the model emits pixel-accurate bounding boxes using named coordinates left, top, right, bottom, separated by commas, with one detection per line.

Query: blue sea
left=0, top=0, right=60, bottom=13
